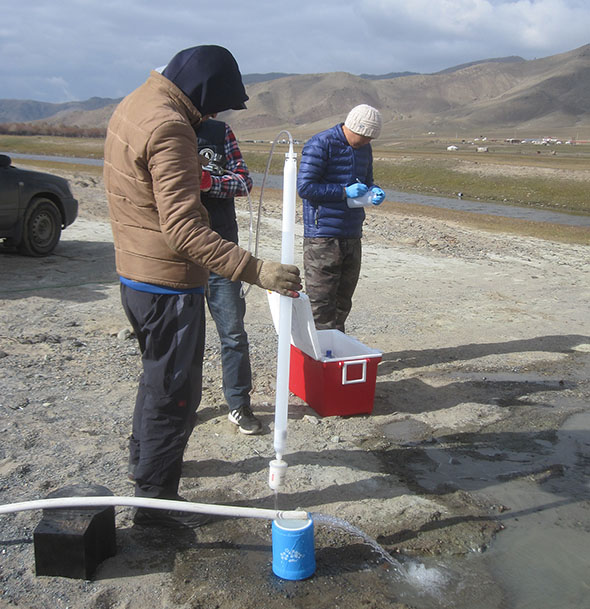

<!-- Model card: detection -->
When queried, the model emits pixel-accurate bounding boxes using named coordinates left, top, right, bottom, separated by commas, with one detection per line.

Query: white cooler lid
left=267, top=292, right=322, bottom=359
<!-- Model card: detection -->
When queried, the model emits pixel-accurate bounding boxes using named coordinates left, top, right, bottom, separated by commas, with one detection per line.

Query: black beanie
left=162, top=45, right=248, bottom=115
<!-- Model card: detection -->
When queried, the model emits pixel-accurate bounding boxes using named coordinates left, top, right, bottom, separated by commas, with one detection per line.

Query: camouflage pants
left=303, top=237, right=362, bottom=332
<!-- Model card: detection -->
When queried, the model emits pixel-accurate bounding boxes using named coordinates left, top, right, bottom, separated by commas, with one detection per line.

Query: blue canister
left=272, top=518, right=316, bottom=580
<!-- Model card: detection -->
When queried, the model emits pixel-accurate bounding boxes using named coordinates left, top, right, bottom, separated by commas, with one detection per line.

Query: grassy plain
left=0, top=134, right=104, bottom=158
left=241, top=138, right=590, bottom=246
left=241, top=138, right=590, bottom=216
left=2, top=134, right=590, bottom=244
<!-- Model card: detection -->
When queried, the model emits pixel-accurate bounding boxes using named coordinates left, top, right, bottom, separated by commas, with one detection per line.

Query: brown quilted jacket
left=104, top=71, right=255, bottom=289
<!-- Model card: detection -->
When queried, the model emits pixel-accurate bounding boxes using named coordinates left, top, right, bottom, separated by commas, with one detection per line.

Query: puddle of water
left=479, top=411, right=590, bottom=609
left=483, top=486, right=590, bottom=608
left=409, top=410, right=590, bottom=609
left=383, top=417, right=432, bottom=445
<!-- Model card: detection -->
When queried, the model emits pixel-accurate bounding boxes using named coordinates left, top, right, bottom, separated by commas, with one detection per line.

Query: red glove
left=200, top=169, right=212, bottom=192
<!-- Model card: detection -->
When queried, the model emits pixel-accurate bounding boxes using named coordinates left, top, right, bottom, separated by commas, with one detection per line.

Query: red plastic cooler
left=268, top=293, right=382, bottom=417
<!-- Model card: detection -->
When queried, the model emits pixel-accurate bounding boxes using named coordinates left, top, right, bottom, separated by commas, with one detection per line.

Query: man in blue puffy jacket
left=297, top=104, right=385, bottom=332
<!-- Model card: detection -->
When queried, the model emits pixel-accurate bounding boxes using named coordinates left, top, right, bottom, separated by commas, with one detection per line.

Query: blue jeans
left=206, top=272, right=252, bottom=411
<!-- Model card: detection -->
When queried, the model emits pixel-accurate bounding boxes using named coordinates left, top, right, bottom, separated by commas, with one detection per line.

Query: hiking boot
left=133, top=506, right=212, bottom=529
left=228, top=406, right=262, bottom=435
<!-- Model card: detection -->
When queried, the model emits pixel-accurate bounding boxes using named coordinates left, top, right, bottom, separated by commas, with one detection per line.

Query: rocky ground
left=0, top=167, right=589, bottom=608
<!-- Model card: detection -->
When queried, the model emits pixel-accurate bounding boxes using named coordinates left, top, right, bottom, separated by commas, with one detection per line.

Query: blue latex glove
left=370, top=186, right=385, bottom=205
left=345, top=183, right=369, bottom=198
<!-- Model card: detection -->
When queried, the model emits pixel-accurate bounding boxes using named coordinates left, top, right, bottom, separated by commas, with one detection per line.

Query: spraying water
left=312, top=513, right=455, bottom=608
left=404, top=561, right=450, bottom=593
left=311, top=513, right=406, bottom=576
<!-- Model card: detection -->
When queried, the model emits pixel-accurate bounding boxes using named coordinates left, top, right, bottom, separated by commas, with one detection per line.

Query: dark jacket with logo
left=297, top=124, right=374, bottom=239
left=196, top=119, right=239, bottom=244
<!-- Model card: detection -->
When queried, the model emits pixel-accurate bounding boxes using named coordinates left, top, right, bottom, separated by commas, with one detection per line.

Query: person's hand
left=257, top=261, right=301, bottom=297
left=370, top=186, right=385, bottom=205
left=239, top=258, right=301, bottom=297
left=200, top=169, right=212, bottom=192
left=345, top=183, right=368, bottom=198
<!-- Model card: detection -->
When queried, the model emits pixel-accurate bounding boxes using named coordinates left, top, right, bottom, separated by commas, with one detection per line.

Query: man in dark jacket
left=196, top=117, right=262, bottom=435
left=297, top=104, right=385, bottom=332
left=104, top=45, right=301, bottom=528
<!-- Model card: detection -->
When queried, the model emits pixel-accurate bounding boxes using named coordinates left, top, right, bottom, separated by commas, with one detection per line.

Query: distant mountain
left=221, top=44, right=590, bottom=140
left=245, top=71, right=421, bottom=84
left=434, top=55, right=525, bottom=75
left=359, top=71, right=419, bottom=80
left=1, top=45, right=589, bottom=140
left=0, top=97, right=121, bottom=124
left=242, top=73, right=299, bottom=85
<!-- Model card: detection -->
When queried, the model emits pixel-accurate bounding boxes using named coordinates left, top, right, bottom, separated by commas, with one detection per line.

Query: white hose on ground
left=0, top=496, right=309, bottom=521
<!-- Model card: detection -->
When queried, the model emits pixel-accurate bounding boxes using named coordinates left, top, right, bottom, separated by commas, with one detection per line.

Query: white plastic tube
left=0, top=496, right=309, bottom=521
left=273, top=137, right=297, bottom=462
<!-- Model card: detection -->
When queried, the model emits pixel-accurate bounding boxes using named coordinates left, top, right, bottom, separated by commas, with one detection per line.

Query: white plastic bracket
left=341, top=359, right=367, bottom=385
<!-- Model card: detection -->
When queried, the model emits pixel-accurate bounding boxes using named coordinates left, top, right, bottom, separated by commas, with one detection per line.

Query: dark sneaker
left=228, top=406, right=262, bottom=435
left=133, top=506, right=212, bottom=529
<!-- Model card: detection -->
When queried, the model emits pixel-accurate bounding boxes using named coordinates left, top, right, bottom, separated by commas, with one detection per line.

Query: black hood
left=162, top=45, right=248, bottom=115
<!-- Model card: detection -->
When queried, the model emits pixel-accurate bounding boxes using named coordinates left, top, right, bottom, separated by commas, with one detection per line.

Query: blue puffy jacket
left=297, top=124, right=374, bottom=238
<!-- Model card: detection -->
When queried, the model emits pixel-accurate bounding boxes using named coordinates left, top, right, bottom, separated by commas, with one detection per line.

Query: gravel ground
left=0, top=167, right=589, bottom=608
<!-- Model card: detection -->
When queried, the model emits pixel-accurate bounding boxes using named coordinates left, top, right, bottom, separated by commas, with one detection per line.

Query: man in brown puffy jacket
left=104, top=45, right=301, bottom=528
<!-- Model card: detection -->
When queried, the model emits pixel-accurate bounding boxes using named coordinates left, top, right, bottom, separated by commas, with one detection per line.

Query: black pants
left=121, top=285, right=205, bottom=499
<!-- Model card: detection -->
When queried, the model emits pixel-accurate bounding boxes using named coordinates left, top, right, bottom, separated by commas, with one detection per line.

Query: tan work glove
left=240, top=258, right=301, bottom=298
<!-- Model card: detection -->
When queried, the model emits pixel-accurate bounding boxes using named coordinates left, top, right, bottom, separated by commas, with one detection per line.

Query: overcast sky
left=2, top=0, right=589, bottom=103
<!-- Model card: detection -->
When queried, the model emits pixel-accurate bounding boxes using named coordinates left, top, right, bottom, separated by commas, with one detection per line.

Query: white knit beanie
left=344, top=104, right=382, bottom=139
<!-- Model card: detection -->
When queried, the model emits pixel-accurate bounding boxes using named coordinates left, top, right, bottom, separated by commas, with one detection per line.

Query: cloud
left=0, top=0, right=588, bottom=102
left=357, top=0, right=590, bottom=71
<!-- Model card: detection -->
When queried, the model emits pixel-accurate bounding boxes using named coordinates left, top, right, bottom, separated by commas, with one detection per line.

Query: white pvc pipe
left=273, top=138, right=297, bottom=463
left=0, top=496, right=309, bottom=521
left=280, top=142, right=297, bottom=267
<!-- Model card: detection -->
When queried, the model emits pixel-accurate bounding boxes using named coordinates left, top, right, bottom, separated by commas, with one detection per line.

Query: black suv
left=0, top=154, right=78, bottom=256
